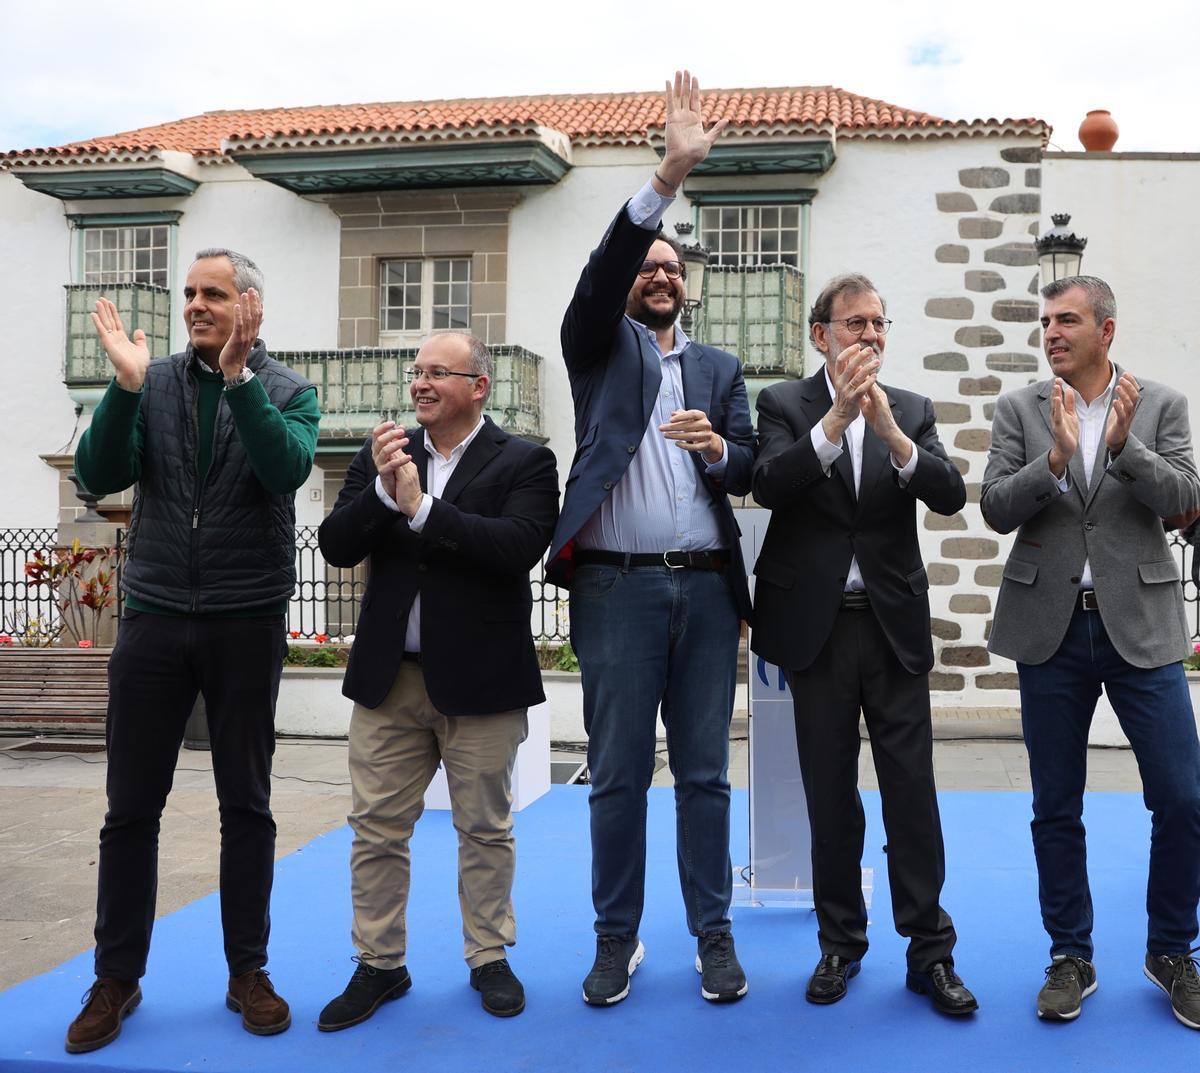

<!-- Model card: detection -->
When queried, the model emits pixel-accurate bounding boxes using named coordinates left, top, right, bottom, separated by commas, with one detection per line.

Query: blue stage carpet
left=1, top=787, right=1194, bottom=1072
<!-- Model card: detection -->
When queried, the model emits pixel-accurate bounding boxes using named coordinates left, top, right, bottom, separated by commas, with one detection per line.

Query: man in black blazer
left=545, top=72, right=755, bottom=1007
left=316, top=332, right=558, bottom=1026
left=751, top=273, right=977, bottom=1015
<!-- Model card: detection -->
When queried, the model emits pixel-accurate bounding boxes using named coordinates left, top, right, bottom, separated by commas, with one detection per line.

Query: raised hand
left=90, top=298, right=151, bottom=392
left=371, top=421, right=411, bottom=504
left=657, top=70, right=729, bottom=190
left=1105, top=372, right=1139, bottom=455
left=1048, top=377, right=1079, bottom=478
left=860, top=383, right=913, bottom=466
left=217, top=287, right=263, bottom=380
left=821, top=343, right=879, bottom=446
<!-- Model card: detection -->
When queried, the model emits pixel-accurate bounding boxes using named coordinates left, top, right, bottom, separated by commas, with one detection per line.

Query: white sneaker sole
left=695, top=956, right=749, bottom=1002
left=582, top=941, right=645, bottom=1006
left=1144, top=964, right=1200, bottom=1029
left=1036, top=978, right=1097, bottom=1020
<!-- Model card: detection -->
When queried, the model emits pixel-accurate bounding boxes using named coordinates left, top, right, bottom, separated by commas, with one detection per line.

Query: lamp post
left=673, top=221, right=710, bottom=335
left=1035, top=213, right=1088, bottom=286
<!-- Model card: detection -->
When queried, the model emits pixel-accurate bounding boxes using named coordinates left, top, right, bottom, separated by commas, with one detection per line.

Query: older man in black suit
left=750, top=273, right=977, bottom=1015
left=317, top=332, right=558, bottom=1026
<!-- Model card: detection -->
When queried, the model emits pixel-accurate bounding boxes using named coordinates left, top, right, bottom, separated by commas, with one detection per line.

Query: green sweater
left=76, top=364, right=321, bottom=616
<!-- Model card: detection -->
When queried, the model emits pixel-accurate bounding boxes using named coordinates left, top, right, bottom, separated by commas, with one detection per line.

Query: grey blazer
left=981, top=366, right=1200, bottom=668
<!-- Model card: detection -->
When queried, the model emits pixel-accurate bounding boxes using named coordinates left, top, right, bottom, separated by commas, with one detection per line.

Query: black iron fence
left=19, top=527, right=1196, bottom=647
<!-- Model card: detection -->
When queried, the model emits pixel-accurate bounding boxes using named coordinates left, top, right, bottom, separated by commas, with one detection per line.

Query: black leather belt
left=401, top=651, right=422, bottom=663
left=1076, top=589, right=1099, bottom=612
left=575, top=549, right=729, bottom=572
left=840, top=590, right=871, bottom=610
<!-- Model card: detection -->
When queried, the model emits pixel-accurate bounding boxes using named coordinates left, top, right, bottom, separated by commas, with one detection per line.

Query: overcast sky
left=1, top=0, right=1195, bottom=156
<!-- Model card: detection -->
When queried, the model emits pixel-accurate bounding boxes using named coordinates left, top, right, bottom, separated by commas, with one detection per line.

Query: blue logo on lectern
left=756, top=657, right=788, bottom=692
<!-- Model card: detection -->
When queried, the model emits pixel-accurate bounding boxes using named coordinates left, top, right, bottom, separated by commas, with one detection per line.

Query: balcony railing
left=65, top=283, right=171, bottom=385
left=698, top=264, right=805, bottom=377
left=274, top=345, right=545, bottom=442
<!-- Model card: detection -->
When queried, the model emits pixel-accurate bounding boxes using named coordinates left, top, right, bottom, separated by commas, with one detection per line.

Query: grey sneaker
left=1144, top=948, right=1200, bottom=1029
left=1036, top=956, right=1097, bottom=1021
left=695, top=932, right=748, bottom=1002
left=582, top=935, right=644, bottom=1006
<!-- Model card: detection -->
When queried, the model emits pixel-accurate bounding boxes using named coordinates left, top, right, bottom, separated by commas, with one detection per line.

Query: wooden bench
left=0, top=648, right=110, bottom=733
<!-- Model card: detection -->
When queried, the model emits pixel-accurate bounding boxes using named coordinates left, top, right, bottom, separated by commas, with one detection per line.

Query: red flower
left=78, top=639, right=94, bottom=648
left=0, top=634, right=12, bottom=645
left=289, top=630, right=300, bottom=639
left=314, top=633, right=329, bottom=644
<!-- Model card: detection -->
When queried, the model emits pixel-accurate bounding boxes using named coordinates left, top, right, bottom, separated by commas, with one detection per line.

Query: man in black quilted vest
left=65, top=248, right=320, bottom=1054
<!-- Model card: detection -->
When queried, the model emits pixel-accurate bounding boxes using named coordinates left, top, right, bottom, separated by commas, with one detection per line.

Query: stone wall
left=922, top=145, right=1044, bottom=700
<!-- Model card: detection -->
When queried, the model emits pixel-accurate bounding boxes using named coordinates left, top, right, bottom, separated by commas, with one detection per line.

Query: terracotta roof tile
left=6, top=87, right=1043, bottom=161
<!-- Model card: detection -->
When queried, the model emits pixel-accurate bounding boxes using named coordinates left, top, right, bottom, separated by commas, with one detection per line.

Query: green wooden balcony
left=698, top=264, right=805, bottom=377
left=274, top=345, right=545, bottom=444
left=64, top=283, right=171, bottom=385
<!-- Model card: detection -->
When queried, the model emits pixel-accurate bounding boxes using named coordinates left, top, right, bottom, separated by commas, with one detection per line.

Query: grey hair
left=1041, top=275, right=1116, bottom=324
left=808, top=272, right=885, bottom=334
left=193, top=248, right=265, bottom=299
left=435, top=331, right=492, bottom=401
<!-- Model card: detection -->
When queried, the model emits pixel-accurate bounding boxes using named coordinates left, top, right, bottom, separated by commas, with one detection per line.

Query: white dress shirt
left=1051, top=364, right=1117, bottom=588
left=809, top=367, right=918, bottom=592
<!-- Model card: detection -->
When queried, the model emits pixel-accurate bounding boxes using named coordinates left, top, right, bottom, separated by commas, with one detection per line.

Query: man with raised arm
left=546, top=71, right=756, bottom=1006
left=66, top=249, right=319, bottom=1053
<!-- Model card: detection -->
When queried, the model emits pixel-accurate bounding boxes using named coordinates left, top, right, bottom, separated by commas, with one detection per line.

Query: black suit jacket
left=750, top=371, right=965, bottom=674
left=318, top=417, right=560, bottom=716
left=545, top=204, right=757, bottom=619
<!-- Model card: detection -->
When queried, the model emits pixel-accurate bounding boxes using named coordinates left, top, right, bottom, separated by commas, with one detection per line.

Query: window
left=82, top=226, right=170, bottom=287
left=700, top=205, right=800, bottom=268
left=379, top=257, right=471, bottom=339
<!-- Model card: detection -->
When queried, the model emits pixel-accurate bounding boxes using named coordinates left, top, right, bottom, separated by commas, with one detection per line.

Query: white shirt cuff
left=703, top=436, right=728, bottom=474
left=810, top=423, right=843, bottom=474
left=893, top=439, right=918, bottom=486
left=626, top=178, right=675, bottom=231
left=374, top=474, right=402, bottom=513
left=407, top=493, right=432, bottom=532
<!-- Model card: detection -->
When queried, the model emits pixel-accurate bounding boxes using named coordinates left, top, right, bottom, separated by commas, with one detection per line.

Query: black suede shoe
left=318, top=957, right=412, bottom=1032
left=695, top=932, right=748, bottom=1002
left=806, top=955, right=861, bottom=1005
left=1144, top=947, right=1200, bottom=1030
left=470, top=959, right=525, bottom=1018
left=582, top=935, right=645, bottom=1006
left=1037, top=956, right=1097, bottom=1021
left=906, top=960, right=979, bottom=1015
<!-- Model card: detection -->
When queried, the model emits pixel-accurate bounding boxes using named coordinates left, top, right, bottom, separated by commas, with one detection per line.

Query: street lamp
left=1036, top=213, right=1088, bottom=286
left=673, top=221, right=710, bottom=335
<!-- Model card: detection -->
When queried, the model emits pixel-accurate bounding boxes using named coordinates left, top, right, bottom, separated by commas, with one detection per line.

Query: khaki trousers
left=347, top=662, right=527, bottom=969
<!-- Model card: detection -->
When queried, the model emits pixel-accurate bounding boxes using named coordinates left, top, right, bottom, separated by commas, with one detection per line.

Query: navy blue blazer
left=546, top=205, right=756, bottom=620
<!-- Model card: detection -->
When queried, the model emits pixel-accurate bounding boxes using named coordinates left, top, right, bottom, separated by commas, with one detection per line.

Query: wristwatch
left=224, top=367, right=255, bottom=391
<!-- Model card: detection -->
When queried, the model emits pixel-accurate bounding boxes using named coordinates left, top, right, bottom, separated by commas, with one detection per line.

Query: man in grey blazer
left=982, top=275, right=1200, bottom=1029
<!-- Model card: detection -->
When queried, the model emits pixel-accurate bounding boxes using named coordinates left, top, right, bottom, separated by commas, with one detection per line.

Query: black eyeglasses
left=829, top=317, right=892, bottom=337
left=637, top=259, right=686, bottom=280
left=403, top=366, right=481, bottom=383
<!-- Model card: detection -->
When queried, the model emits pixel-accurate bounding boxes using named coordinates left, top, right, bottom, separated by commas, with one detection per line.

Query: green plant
left=23, top=539, right=120, bottom=646
left=1185, top=644, right=1200, bottom=671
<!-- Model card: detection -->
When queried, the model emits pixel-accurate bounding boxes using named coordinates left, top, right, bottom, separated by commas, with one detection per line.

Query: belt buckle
left=663, top=549, right=686, bottom=570
left=1081, top=590, right=1099, bottom=611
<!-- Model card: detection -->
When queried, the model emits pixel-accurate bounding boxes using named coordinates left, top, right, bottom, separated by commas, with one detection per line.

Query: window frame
left=378, top=256, right=473, bottom=344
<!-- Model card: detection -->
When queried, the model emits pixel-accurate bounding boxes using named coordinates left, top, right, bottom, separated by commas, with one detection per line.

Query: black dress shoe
left=318, top=957, right=411, bottom=1032
left=806, top=955, right=861, bottom=1005
left=906, top=960, right=979, bottom=1015
left=470, top=959, right=525, bottom=1018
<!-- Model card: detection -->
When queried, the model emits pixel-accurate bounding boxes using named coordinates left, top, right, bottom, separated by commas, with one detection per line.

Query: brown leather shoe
left=226, top=968, right=291, bottom=1035
left=65, top=977, right=142, bottom=1053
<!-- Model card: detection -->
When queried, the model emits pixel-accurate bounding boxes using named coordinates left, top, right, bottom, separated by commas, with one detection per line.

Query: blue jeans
left=1018, top=607, right=1200, bottom=959
left=570, top=563, right=740, bottom=938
